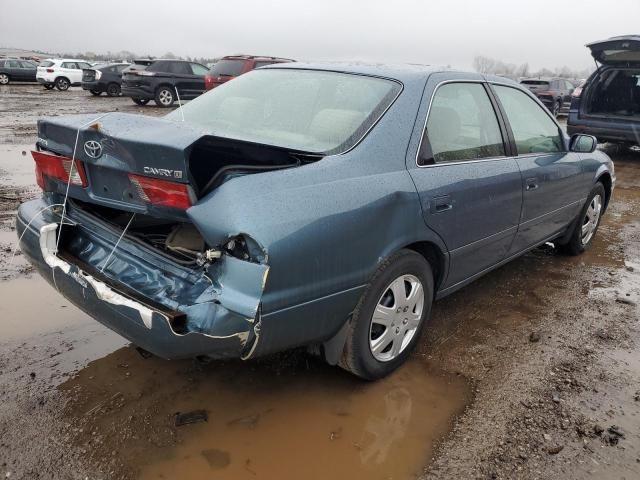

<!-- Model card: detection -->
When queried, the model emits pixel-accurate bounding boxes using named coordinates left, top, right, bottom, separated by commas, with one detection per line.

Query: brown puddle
left=58, top=347, right=470, bottom=480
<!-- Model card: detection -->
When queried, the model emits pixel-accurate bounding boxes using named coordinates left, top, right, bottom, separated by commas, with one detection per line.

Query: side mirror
left=569, top=134, right=597, bottom=153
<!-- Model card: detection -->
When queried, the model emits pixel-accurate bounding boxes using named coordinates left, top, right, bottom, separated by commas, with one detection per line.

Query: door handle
left=525, top=178, right=539, bottom=191
left=430, top=195, right=453, bottom=214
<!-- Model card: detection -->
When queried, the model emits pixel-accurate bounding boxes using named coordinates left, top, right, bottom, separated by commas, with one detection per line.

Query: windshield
left=167, top=69, right=401, bottom=154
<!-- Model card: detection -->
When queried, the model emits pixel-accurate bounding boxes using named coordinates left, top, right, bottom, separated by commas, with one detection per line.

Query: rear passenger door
left=407, top=78, right=523, bottom=290
left=491, top=84, right=584, bottom=252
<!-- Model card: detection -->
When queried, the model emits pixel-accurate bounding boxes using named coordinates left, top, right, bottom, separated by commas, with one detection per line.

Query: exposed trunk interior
left=69, top=199, right=206, bottom=266
left=585, top=68, right=640, bottom=118
left=187, top=136, right=321, bottom=198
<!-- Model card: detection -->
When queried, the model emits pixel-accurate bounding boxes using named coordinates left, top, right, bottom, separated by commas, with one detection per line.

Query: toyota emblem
left=84, top=140, right=103, bottom=159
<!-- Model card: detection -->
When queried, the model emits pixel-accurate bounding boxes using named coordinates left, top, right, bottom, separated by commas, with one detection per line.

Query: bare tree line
left=473, top=54, right=594, bottom=80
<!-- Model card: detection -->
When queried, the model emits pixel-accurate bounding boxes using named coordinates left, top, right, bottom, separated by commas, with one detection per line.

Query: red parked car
left=204, top=55, right=294, bottom=90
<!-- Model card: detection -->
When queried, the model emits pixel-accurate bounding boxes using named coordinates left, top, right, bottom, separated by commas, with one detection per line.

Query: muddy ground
left=0, top=84, right=638, bottom=480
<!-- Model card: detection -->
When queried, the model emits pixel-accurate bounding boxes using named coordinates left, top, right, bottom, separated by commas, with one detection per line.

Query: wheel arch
left=402, top=240, right=446, bottom=294
left=596, top=171, right=613, bottom=210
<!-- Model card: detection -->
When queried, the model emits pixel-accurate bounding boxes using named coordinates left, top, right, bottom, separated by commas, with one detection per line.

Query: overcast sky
left=1, top=0, right=638, bottom=71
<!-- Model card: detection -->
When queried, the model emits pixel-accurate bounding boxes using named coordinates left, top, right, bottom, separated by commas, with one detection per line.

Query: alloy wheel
left=158, top=89, right=173, bottom=106
left=0, top=74, right=9, bottom=85
left=581, top=194, right=602, bottom=245
left=369, top=274, right=424, bottom=362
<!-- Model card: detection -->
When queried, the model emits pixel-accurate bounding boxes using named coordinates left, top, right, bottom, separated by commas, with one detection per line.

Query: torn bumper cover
left=16, top=199, right=268, bottom=360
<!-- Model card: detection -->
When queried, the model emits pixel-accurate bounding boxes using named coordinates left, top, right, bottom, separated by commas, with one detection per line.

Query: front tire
left=558, top=182, right=605, bottom=255
left=55, top=77, right=70, bottom=91
left=0, top=73, right=9, bottom=85
left=339, top=249, right=433, bottom=380
left=154, top=86, right=175, bottom=107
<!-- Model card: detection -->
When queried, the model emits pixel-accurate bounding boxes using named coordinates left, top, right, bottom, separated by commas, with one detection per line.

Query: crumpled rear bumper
left=16, top=198, right=265, bottom=360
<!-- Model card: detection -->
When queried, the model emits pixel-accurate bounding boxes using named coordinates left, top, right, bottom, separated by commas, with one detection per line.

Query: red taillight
left=128, top=174, right=192, bottom=210
left=204, top=75, right=214, bottom=90
left=31, top=150, right=88, bottom=190
left=46, top=68, right=54, bottom=73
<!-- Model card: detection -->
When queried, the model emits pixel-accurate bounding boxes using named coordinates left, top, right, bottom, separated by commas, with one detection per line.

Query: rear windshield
left=39, top=61, right=54, bottom=67
left=209, top=59, right=245, bottom=77
left=521, top=80, right=550, bottom=86
left=166, top=69, right=402, bottom=154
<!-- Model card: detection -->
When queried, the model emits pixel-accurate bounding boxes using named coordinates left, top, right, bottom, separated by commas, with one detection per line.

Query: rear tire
left=552, top=100, right=561, bottom=118
left=90, top=90, right=101, bottom=96
left=339, top=249, right=433, bottom=380
left=0, top=73, right=9, bottom=85
left=55, top=77, right=70, bottom=91
left=106, top=83, right=120, bottom=97
left=132, top=97, right=149, bottom=106
left=154, top=86, right=175, bottom=107
left=557, top=182, right=605, bottom=256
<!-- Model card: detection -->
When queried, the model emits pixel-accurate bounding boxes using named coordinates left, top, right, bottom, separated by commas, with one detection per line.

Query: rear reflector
left=32, top=150, right=88, bottom=190
left=128, top=174, right=192, bottom=210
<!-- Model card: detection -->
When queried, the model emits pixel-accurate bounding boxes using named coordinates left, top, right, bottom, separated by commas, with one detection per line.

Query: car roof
left=222, top=54, right=295, bottom=62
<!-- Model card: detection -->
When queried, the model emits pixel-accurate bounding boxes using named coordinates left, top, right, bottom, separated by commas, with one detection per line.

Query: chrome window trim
left=414, top=79, right=509, bottom=169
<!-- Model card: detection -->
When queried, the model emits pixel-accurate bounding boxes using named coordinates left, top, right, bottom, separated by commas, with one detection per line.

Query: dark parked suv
left=121, top=59, right=209, bottom=107
left=204, top=55, right=294, bottom=90
left=0, top=58, right=38, bottom=85
left=520, top=77, right=574, bottom=117
left=82, top=63, right=130, bottom=97
left=568, top=35, right=640, bottom=146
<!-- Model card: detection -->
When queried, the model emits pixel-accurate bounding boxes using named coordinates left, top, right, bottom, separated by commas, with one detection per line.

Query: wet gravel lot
left=0, top=84, right=638, bottom=479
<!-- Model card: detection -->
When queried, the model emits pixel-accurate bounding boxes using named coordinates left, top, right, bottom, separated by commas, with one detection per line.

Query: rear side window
left=61, top=62, right=77, bottom=69
left=148, top=61, right=169, bottom=72
left=20, top=61, right=35, bottom=68
left=39, top=61, right=54, bottom=67
left=420, top=82, right=505, bottom=164
left=168, top=62, right=191, bottom=75
left=6, top=60, right=20, bottom=68
left=209, top=59, right=245, bottom=76
left=493, top=85, right=564, bottom=155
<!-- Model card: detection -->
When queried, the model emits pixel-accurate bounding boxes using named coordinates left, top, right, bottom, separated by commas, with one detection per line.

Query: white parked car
left=36, top=59, right=93, bottom=91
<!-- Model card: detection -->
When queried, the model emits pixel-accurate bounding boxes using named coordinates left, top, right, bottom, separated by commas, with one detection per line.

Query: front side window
left=190, top=63, right=209, bottom=76
left=166, top=69, right=401, bottom=154
left=493, top=85, right=564, bottom=155
left=61, top=62, right=77, bottom=69
left=20, top=61, right=35, bottom=68
left=421, top=82, right=505, bottom=164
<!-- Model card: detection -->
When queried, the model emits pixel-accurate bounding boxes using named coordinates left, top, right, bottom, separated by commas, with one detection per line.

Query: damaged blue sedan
left=17, top=64, right=614, bottom=379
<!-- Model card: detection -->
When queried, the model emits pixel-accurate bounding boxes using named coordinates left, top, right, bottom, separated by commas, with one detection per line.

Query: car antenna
left=175, top=86, right=185, bottom=121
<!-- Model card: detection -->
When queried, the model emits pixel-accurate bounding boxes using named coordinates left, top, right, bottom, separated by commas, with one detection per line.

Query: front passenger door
left=407, top=80, right=523, bottom=290
left=491, top=84, right=584, bottom=252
